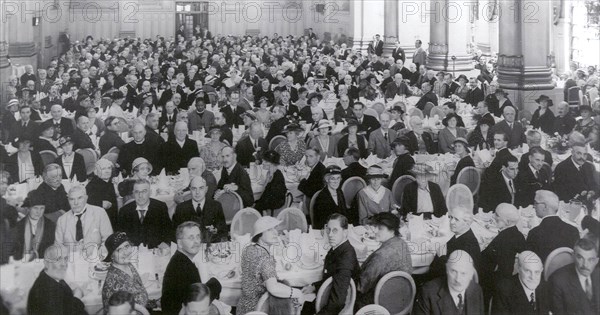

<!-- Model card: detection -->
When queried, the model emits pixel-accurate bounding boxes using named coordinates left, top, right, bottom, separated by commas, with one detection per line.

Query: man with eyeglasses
left=116, top=179, right=172, bottom=249
left=301, top=214, right=359, bottom=315
left=99, top=116, right=126, bottom=156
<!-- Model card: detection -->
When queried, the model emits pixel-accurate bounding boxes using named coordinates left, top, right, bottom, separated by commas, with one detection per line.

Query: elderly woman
left=531, top=95, right=556, bottom=135
left=338, top=119, right=368, bottom=158
left=450, top=138, right=475, bottom=186
left=102, top=232, right=150, bottom=313
left=274, top=124, right=306, bottom=166
left=55, top=136, right=87, bottom=182
left=467, top=114, right=494, bottom=150
left=401, top=164, right=448, bottom=219
left=5, top=137, right=44, bottom=184
left=117, top=157, right=153, bottom=205
left=237, top=217, right=305, bottom=314
left=356, top=213, right=412, bottom=310
left=308, top=119, right=336, bottom=160
left=86, top=159, right=118, bottom=227
left=299, top=93, right=327, bottom=124
left=254, top=151, right=287, bottom=214
left=438, top=113, right=468, bottom=153
left=312, top=166, right=348, bottom=228
left=200, top=126, right=227, bottom=171
left=574, top=105, right=600, bottom=144
left=357, top=166, right=395, bottom=225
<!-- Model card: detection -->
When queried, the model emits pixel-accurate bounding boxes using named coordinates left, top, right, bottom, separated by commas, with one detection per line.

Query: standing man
left=412, top=40, right=427, bottom=69
left=392, top=41, right=406, bottom=62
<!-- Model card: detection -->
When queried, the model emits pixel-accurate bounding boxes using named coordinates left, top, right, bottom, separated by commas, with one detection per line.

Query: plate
left=298, top=261, right=322, bottom=270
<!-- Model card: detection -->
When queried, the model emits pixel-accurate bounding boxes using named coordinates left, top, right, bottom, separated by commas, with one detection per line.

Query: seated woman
left=312, top=166, right=347, bottom=229
left=55, top=136, right=87, bottom=182
left=308, top=119, right=336, bottom=160
left=574, top=105, right=599, bottom=145
left=254, top=151, right=287, bottom=214
left=299, top=93, right=327, bottom=124
left=5, top=137, right=44, bottom=184
left=274, top=124, right=306, bottom=166
left=337, top=119, right=368, bottom=158
left=438, top=113, right=468, bottom=154
left=255, top=96, right=271, bottom=127
left=356, top=213, right=412, bottom=311
left=117, top=158, right=153, bottom=205
left=102, top=232, right=150, bottom=313
left=86, top=158, right=119, bottom=227
left=357, top=166, right=396, bottom=225
left=531, top=95, right=556, bottom=135
left=199, top=126, right=227, bottom=172
left=450, top=138, right=475, bottom=186
left=401, top=164, right=448, bottom=219
left=86, top=106, right=106, bottom=137
left=467, top=114, right=494, bottom=150
left=237, top=217, right=305, bottom=314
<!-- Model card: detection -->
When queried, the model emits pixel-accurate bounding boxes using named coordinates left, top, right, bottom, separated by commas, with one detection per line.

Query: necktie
left=196, top=203, right=203, bottom=218
left=254, top=140, right=258, bottom=149
left=139, top=210, right=146, bottom=223
left=586, top=278, right=593, bottom=301
left=509, top=180, right=515, bottom=203
left=457, top=293, right=464, bottom=314
left=535, top=170, right=540, bottom=180
left=75, top=212, right=84, bottom=241
left=530, top=292, right=536, bottom=310
left=23, top=122, right=27, bottom=128
left=384, top=132, right=388, bottom=141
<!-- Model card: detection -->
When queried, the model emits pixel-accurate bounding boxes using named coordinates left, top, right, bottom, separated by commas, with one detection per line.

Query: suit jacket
left=465, top=87, right=484, bottom=106
left=10, top=120, right=40, bottom=142
left=220, top=105, right=245, bottom=128
left=518, top=150, right=553, bottom=173
left=34, top=182, right=69, bottom=214
left=553, top=158, right=599, bottom=202
left=162, top=137, right=200, bottom=174
left=443, top=82, right=461, bottom=98
left=70, top=128, right=95, bottom=150
left=55, top=153, right=87, bottom=182
left=266, top=117, right=290, bottom=143
left=526, top=216, right=579, bottom=262
left=479, top=171, right=515, bottom=212
left=514, top=165, right=552, bottom=207
left=367, top=128, right=397, bottom=159
left=415, top=91, right=438, bottom=110
left=355, top=115, right=381, bottom=138
left=312, top=187, right=348, bottom=229
left=388, top=152, right=415, bottom=189
left=406, top=130, right=436, bottom=154
left=553, top=114, right=576, bottom=136
left=188, top=110, right=214, bottom=132
left=401, top=181, right=448, bottom=218
left=341, top=162, right=367, bottom=184
left=117, top=139, right=162, bottom=176
left=492, top=275, right=550, bottom=315
left=450, top=155, right=475, bottom=186
left=317, top=240, right=360, bottom=315
left=481, top=226, right=527, bottom=281
left=254, top=169, right=287, bottom=212
left=490, top=120, right=526, bottom=149
left=412, top=47, right=427, bottom=68
left=487, top=147, right=513, bottom=175
left=415, top=277, right=484, bottom=315
left=162, top=250, right=202, bottom=314
left=337, top=134, right=368, bottom=159
left=298, top=162, right=327, bottom=199
left=9, top=217, right=55, bottom=260
left=4, top=152, right=44, bottom=184
left=99, top=129, right=125, bottom=156
left=384, top=82, right=413, bottom=99
left=217, top=163, right=254, bottom=207
left=34, top=137, right=57, bottom=154
left=531, top=108, right=556, bottom=135
left=235, top=136, right=267, bottom=167
left=372, top=40, right=384, bottom=56
left=549, top=264, right=600, bottom=315
left=117, top=198, right=173, bottom=248
left=42, top=118, right=75, bottom=139
left=158, top=110, right=178, bottom=132
left=392, top=47, right=406, bottom=62
left=85, top=175, right=118, bottom=227
left=172, top=199, right=227, bottom=242
left=447, top=229, right=482, bottom=272
left=27, top=270, right=87, bottom=315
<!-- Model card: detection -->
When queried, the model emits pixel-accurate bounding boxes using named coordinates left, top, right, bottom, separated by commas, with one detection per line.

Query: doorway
left=175, top=2, right=209, bottom=40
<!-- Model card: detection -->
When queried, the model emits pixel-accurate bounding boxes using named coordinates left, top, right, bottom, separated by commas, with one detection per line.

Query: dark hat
left=77, top=93, right=90, bottom=102
left=22, top=191, right=45, bottom=208
left=478, top=114, right=495, bottom=127
left=535, top=95, right=553, bottom=106
left=142, top=92, right=154, bottom=99
left=86, top=106, right=99, bottom=113
left=324, top=165, right=342, bottom=175
left=307, top=93, right=323, bottom=104
left=206, top=125, right=223, bottom=138
left=391, top=136, right=411, bottom=149
left=282, top=123, right=303, bottom=134
left=389, top=105, right=404, bottom=114
left=366, top=165, right=387, bottom=179
left=111, top=91, right=125, bottom=100
left=579, top=105, right=593, bottom=113
left=262, top=150, right=281, bottom=165
left=442, top=113, right=460, bottom=127
left=13, top=136, right=33, bottom=146
left=368, top=212, right=400, bottom=232
left=453, top=137, right=470, bottom=152
left=103, top=232, right=130, bottom=262
left=341, top=119, right=359, bottom=134
left=58, top=136, right=73, bottom=147
left=149, top=77, right=158, bottom=84
left=241, top=110, right=257, bottom=120
left=456, top=74, right=468, bottom=82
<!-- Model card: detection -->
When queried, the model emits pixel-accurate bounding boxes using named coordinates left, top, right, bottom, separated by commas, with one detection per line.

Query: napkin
left=475, top=149, right=493, bottom=165
left=0, top=264, right=16, bottom=290
left=157, top=169, right=168, bottom=188
left=137, top=245, right=155, bottom=275
left=407, top=214, right=428, bottom=241
left=4, top=143, right=17, bottom=155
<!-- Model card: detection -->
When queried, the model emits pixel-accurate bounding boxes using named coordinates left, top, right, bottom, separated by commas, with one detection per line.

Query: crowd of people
left=1, top=26, right=599, bottom=315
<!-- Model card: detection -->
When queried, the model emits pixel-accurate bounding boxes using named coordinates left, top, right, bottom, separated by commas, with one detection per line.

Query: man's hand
left=214, top=189, right=224, bottom=199
left=102, top=201, right=112, bottom=209
left=301, top=285, right=315, bottom=294
left=72, top=287, right=84, bottom=299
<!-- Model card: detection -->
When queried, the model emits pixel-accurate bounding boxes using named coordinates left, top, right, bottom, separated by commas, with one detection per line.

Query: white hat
left=6, top=99, right=19, bottom=108
left=252, top=216, right=282, bottom=238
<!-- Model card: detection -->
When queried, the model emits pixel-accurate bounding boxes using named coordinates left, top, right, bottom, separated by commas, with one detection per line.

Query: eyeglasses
left=133, top=189, right=149, bottom=195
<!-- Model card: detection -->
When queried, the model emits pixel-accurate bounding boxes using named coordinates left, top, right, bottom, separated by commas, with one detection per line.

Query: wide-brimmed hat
left=391, top=136, right=411, bottom=149
left=389, top=105, right=404, bottom=114
left=206, top=125, right=223, bottom=138
left=456, top=74, right=468, bottom=83
left=453, top=137, right=470, bottom=152
left=442, top=113, right=460, bottom=127
left=412, top=163, right=435, bottom=176
left=252, top=216, right=282, bottom=238
left=22, top=190, right=45, bottom=208
left=307, top=93, right=323, bottom=104
left=58, top=136, right=74, bottom=147
left=132, top=157, right=152, bottom=173
left=341, top=119, right=359, bottom=134
left=478, top=114, right=495, bottom=127
left=282, top=123, right=303, bottom=134
left=262, top=150, right=280, bottom=165
left=366, top=165, right=387, bottom=179
left=535, top=95, right=553, bottom=106
left=241, top=110, right=257, bottom=120
left=579, top=105, right=593, bottom=113
left=103, top=232, right=130, bottom=262
left=6, top=98, right=19, bottom=109
left=317, top=119, right=333, bottom=131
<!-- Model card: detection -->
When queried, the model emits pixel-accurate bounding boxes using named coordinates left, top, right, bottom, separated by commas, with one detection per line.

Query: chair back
left=374, top=271, right=416, bottom=315
left=76, top=148, right=98, bottom=175
left=341, top=176, right=367, bottom=208
left=107, top=146, right=120, bottom=155
left=429, top=106, right=445, bottom=120
left=423, top=102, right=435, bottom=117
left=364, top=108, right=379, bottom=120
left=216, top=191, right=244, bottom=224
left=544, top=247, right=574, bottom=281
left=39, top=150, right=58, bottom=166
left=269, top=135, right=287, bottom=151
left=409, top=108, right=424, bottom=119
left=456, top=166, right=481, bottom=195
left=273, top=191, right=293, bottom=217
left=567, top=86, right=581, bottom=105
left=230, top=208, right=262, bottom=237
left=518, top=109, right=533, bottom=124
left=391, top=175, right=415, bottom=205
left=101, top=153, right=119, bottom=165
left=445, top=184, right=474, bottom=213
left=315, top=277, right=356, bottom=315
left=277, top=207, right=308, bottom=232
left=255, top=292, right=270, bottom=313
left=309, top=190, right=321, bottom=225
left=355, top=304, right=391, bottom=315
left=246, top=312, right=268, bottom=315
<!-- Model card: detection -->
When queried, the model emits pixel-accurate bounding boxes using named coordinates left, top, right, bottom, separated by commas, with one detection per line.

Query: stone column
left=383, top=0, right=399, bottom=56
left=351, top=0, right=367, bottom=52
left=427, top=0, right=473, bottom=71
left=552, top=0, right=572, bottom=74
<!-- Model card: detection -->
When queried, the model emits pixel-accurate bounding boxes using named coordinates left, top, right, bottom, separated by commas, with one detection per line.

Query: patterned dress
left=101, top=264, right=149, bottom=312
left=274, top=140, right=306, bottom=166
left=236, top=244, right=278, bottom=315
left=200, top=141, right=227, bottom=171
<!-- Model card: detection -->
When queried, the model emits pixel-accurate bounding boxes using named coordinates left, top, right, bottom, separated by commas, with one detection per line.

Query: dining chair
left=409, top=108, right=424, bottom=119
left=423, top=102, right=435, bottom=117
left=391, top=175, right=415, bottom=206
left=445, top=184, right=474, bottom=214
left=230, top=208, right=262, bottom=237
left=315, top=277, right=356, bottom=315
left=544, top=247, right=574, bottom=281
left=276, top=207, right=308, bottom=233
left=39, top=150, right=58, bottom=166
left=364, top=108, right=380, bottom=121
left=216, top=191, right=244, bottom=225
left=429, top=106, right=445, bottom=120
left=341, top=176, right=367, bottom=208
left=76, top=148, right=98, bottom=175
left=355, top=304, right=391, bottom=315
left=374, top=271, right=416, bottom=315
left=308, top=190, right=321, bottom=226
left=269, top=135, right=287, bottom=151
left=272, top=191, right=293, bottom=217
left=456, top=166, right=481, bottom=195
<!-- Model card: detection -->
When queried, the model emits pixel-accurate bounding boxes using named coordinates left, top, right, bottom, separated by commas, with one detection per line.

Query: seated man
left=367, top=112, right=397, bottom=159
left=401, top=163, right=447, bottom=219
left=527, top=190, right=580, bottom=262
left=490, top=106, right=526, bottom=149
left=553, top=101, right=577, bottom=136
left=405, top=116, right=436, bottom=154
left=235, top=122, right=267, bottom=167
left=517, top=130, right=553, bottom=172
left=27, top=244, right=87, bottom=315
left=71, top=115, right=96, bottom=150
left=415, top=82, right=438, bottom=110
left=493, top=251, right=549, bottom=314
left=479, top=155, right=519, bottom=212
left=415, top=250, right=484, bottom=315
left=214, top=146, right=254, bottom=207
left=515, top=147, right=553, bottom=207
left=161, top=122, right=200, bottom=175
left=34, top=164, right=70, bottom=218
left=174, top=157, right=218, bottom=204
left=172, top=177, right=227, bottom=243
left=117, top=179, right=173, bottom=249
left=106, top=291, right=137, bottom=315
left=117, top=123, right=162, bottom=176
left=10, top=191, right=56, bottom=260
left=549, top=238, right=599, bottom=314
left=340, top=147, right=367, bottom=184
left=298, top=147, right=327, bottom=199
left=553, top=141, right=599, bottom=202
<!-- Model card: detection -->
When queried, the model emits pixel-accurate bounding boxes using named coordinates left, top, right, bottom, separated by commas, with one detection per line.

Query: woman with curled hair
left=86, top=158, right=118, bottom=227
left=274, top=124, right=306, bottom=166
left=312, top=166, right=348, bottom=229
left=357, top=166, right=395, bottom=225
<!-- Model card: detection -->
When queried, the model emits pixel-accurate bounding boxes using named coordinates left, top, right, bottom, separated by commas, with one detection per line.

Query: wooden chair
left=429, top=106, right=445, bottom=119
left=76, top=148, right=98, bottom=175
left=269, top=135, right=286, bottom=151
left=374, top=271, right=416, bottom=315
left=315, top=277, right=356, bottom=315
left=456, top=166, right=481, bottom=195
left=391, top=175, right=415, bottom=206
left=567, top=86, right=581, bottom=114
left=544, top=247, right=574, bottom=281
left=230, top=208, right=262, bottom=237
left=423, top=102, right=435, bottom=117
left=272, top=191, right=293, bottom=217
left=216, top=191, right=244, bottom=224
left=409, top=108, right=424, bottom=119
left=445, top=184, right=474, bottom=214
left=341, top=176, right=367, bottom=208
left=364, top=108, right=379, bottom=120
left=356, top=304, right=391, bottom=315
left=277, top=207, right=308, bottom=232
left=309, top=190, right=321, bottom=227
left=39, top=150, right=58, bottom=166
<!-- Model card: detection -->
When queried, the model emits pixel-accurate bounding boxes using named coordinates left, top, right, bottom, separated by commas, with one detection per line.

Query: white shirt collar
left=575, top=268, right=592, bottom=292
left=176, top=138, right=186, bottom=148
left=571, top=158, right=582, bottom=170
left=447, top=286, right=466, bottom=308
left=528, top=164, right=539, bottom=176
left=192, top=199, right=205, bottom=211
left=226, top=163, right=237, bottom=174
left=519, top=278, right=536, bottom=301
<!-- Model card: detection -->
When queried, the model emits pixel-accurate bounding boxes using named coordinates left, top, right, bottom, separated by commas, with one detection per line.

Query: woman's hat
left=258, top=96, right=269, bottom=104
left=453, top=137, right=470, bottom=152
left=442, top=113, right=460, bottom=127
left=58, top=136, right=73, bottom=147
left=412, top=163, right=435, bottom=176
left=252, top=216, right=282, bottom=238
left=366, top=165, right=387, bottom=179
left=325, top=165, right=342, bottom=175
left=579, top=105, right=593, bottom=113
left=6, top=98, right=19, bottom=109
left=241, top=110, right=257, bottom=121
left=535, top=95, right=553, bottom=106
left=262, top=150, right=281, bottom=165
left=132, top=157, right=152, bottom=172
left=103, top=232, right=130, bottom=262
left=368, top=212, right=400, bottom=232
left=478, top=114, right=495, bottom=127
left=391, top=136, right=411, bottom=149
left=22, top=190, right=45, bottom=208
left=206, top=125, right=223, bottom=138
left=456, top=74, right=469, bottom=83
left=307, top=93, right=323, bottom=104
left=111, top=91, right=125, bottom=100
left=282, top=123, right=303, bottom=134
left=317, top=119, right=333, bottom=131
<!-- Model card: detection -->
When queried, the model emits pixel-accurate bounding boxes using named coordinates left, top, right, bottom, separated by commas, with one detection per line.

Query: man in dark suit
left=294, top=63, right=313, bottom=86
left=99, top=116, right=126, bottom=156
left=34, top=164, right=70, bottom=217
left=549, top=238, right=600, bottom=315
left=266, top=106, right=290, bottom=143
left=172, top=177, right=227, bottom=243
left=352, top=102, right=381, bottom=138
left=214, top=146, right=254, bottom=207
left=144, top=112, right=165, bottom=145
left=527, top=190, right=580, bottom=262
left=479, top=155, right=519, bottom=212
left=71, top=115, right=95, bottom=150
left=388, top=136, right=415, bottom=189
left=515, top=147, right=552, bottom=207
left=553, top=101, right=577, bottom=136
left=415, top=250, right=484, bottom=315
left=486, top=131, right=513, bottom=175
left=442, top=73, right=460, bottom=98
left=490, top=106, right=526, bottom=149
left=371, top=34, right=384, bottom=56
left=220, top=91, right=245, bottom=128
left=492, top=251, right=550, bottom=315
left=384, top=73, right=413, bottom=100
left=553, top=142, right=599, bottom=201
left=162, top=222, right=204, bottom=315
left=158, top=101, right=178, bottom=133
left=401, top=164, right=448, bottom=219
left=117, top=124, right=162, bottom=176
left=341, top=147, right=367, bottom=184
left=298, top=147, right=327, bottom=199
left=10, top=106, right=40, bottom=142
left=392, top=42, right=406, bottom=62
left=415, top=82, right=438, bottom=110
left=9, top=191, right=55, bottom=260
left=464, top=77, right=484, bottom=106
left=367, top=113, right=397, bottom=159
left=235, top=122, right=267, bottom=167
left=406, top=116, right=436, bottom=154
left=161, top=122, right=200, bottom=175
left=117, top=179, right=173, bottom=249
left=518, top=130, right=553, bottom=172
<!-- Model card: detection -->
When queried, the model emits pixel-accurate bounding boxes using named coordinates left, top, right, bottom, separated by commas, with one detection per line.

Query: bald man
left=174, top=158, right=218, bottom=205
left=553, top=101, right=576, bottom=136
left=492, top=251, right=549, bottom=315
left=214, top=146, right=254, bottom=207
left=490, top=106, right=526, bottom=149
left=415, top=250, right=484, bottom=315
left=117, top=123, right=162, bottom=176
left=161, top=121, right=200, bottom=175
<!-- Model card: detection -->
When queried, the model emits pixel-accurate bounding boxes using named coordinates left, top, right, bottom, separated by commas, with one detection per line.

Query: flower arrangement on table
left=547, top=132, right=570, bottom=154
